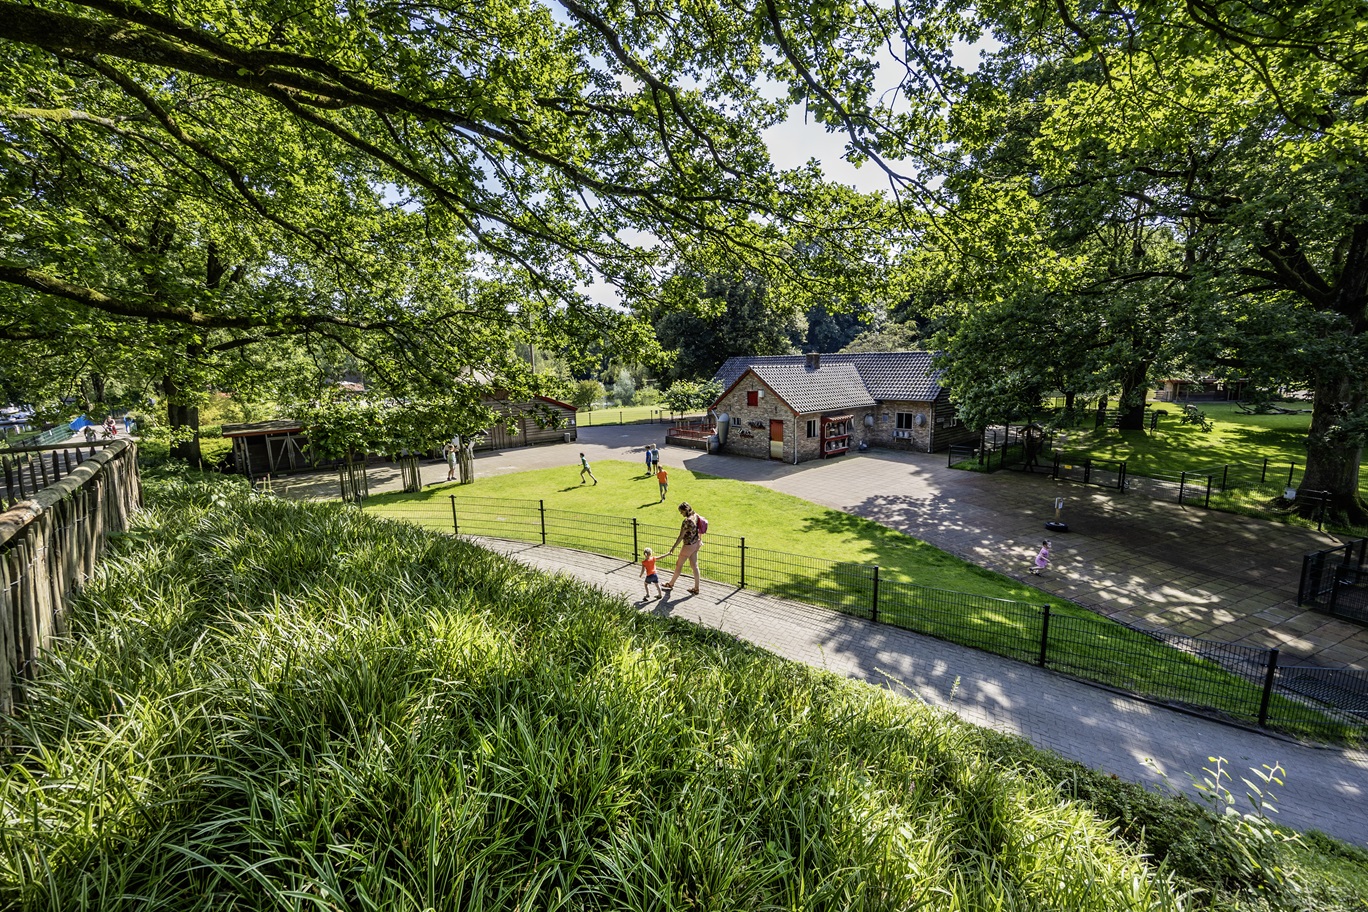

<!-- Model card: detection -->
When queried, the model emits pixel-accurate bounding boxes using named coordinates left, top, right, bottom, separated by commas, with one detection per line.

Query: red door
left=769, top=419, right=784, bottom=460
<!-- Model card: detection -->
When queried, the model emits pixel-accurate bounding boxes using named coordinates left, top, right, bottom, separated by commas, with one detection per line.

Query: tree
left=0, top=0, right=913, bottom=456
left=661, top=380, right=723, bottom=414
left=915, top=0, right=1368, bottom=516
left=651, top=269, right=804, bottom=383
left=571, top=380, right=605, bottom=412
left=610, top=369, right=636, bottom=407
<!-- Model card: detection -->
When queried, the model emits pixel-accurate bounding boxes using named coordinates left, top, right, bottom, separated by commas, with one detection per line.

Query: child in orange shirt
left=656, top=465, right=668, bottom=502
left=640, top=548, right=662, bottom=599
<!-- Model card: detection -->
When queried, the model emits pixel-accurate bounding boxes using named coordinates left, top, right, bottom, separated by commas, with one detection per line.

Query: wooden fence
left=0, top=439, right=142, bottom=714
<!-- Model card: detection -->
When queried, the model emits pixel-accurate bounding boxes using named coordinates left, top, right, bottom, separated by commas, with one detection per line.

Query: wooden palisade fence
left=0, top=439, right=141, bottom=714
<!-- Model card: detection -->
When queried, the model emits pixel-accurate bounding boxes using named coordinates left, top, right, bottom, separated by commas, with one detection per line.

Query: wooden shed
left=476, top=394, right=578, bottom=450
left=222, top=419, right=312, bottom=478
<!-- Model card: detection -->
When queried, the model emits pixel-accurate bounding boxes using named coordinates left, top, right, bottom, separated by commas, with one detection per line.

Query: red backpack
left=695, top=515, right=708, bottom=535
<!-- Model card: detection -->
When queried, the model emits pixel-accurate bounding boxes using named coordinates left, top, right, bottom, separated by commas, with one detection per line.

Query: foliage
left=661, top=379, right=724, bottom=413
left=841, top=320, right=924, bottom=353
left=0, top=0, right=912, bottom=450
left=293, top=397, right=387, bottom=462
left=5, top=469, right=1337, bottom=910
left=571, top=379, right=605, bottom=411
left=920, top=0, right=1368, bottom=514
left=609, top=368, right=637, bottom=406
left=633, top=386, right=660, bottom=407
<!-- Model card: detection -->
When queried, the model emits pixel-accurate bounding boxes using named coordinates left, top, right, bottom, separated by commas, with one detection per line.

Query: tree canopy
left=0, top=0, right=913, bottom=448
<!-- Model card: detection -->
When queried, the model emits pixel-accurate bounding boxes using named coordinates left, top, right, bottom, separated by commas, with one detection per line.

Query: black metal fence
left=1051, top=451, right=1127, bottom=490
left=432, top=496, right=1367, bottom=742
left=1299, top=539, right=1368, bottom=628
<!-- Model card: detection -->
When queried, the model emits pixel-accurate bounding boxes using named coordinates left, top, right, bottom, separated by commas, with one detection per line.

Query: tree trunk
left=163, top=375, right=203, bottom=468
left=1299, top=375, right=1367, bottom=522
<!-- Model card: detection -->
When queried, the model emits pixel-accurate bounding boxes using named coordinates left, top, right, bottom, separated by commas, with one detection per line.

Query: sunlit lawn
left=577, top=405, right=706, bottom=426
left=367, top=459, right=1023, bottom=597
left=1059, top=400, right=1320, bottom=480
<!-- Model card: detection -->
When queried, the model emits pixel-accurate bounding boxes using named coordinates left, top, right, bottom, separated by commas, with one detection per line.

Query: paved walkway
left=480, top=537, right=1368, bottom=847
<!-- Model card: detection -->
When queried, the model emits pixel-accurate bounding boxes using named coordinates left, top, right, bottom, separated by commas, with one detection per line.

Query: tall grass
left=0, top=469, right=1356, bottom=910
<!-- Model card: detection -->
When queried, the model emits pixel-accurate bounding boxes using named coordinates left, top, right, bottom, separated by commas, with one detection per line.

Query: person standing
left=579, top=452, right=598, bottom=485
left=1030, top=540, right=1052, bottom=576
left=663, top=501, right=703, bottom=594
left=655, top=463, right=668, bottom=502
left=444, top=441, right=458, bottom=481
left=639, top=548, right=663, bottom=599
left=644, top=445, right=654, bottom=475
left=650, top=444, right=660, bottom=471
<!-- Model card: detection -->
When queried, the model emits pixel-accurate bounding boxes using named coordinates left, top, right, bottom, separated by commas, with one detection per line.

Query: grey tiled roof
left=714, top=351, right=944, bottom=411
left=748, top=362, right=875, bottom=414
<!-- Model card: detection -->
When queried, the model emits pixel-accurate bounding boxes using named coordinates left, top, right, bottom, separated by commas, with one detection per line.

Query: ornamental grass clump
left=0, top=470, right=1252, bottom=909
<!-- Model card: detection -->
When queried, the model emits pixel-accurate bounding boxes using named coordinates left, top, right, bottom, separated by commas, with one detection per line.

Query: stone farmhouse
left=711, top=351, right=976, bottom=463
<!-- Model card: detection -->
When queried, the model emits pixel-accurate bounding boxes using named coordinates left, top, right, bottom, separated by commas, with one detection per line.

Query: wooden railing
left=2, top=441, right=118, bottom=509
left=0, top=439, right=141, bottom=714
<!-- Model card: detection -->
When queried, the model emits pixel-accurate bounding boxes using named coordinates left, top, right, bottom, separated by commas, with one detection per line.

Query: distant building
left=1153, top=378, right=1248, bottom=402
left=711, top=351, right=975, bottom=463
left=474, top=393, right=578, bottom=450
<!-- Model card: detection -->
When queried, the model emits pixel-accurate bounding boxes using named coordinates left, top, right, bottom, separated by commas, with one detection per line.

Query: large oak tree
left=0, top=0, right=911, bottom=454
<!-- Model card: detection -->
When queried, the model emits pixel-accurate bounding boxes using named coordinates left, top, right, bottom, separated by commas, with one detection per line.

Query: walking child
left=639, top=548, right=662, bottom=599
left=656, top=463, right=668, bottom=502
left=1030, top=540, right=1052, bottom=576
left=579, top=452, right=598, bottom=485
left=644, top=445, right=654, bottom=475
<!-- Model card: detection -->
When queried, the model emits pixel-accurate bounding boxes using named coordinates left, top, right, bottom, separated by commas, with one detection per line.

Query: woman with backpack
left=662, top=501, right=706, bottom=594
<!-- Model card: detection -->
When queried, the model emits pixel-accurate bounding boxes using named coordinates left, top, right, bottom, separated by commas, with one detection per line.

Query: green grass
left=1059, top=401, right=1324, bottom=481
left=4, top=467, right=1364, bottom=910
left=366, top=462, right=1356, bottom=743
left=577, top=404, right=704, bottom=426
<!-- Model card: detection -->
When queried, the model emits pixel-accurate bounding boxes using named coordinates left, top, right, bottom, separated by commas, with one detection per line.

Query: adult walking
left=663, top=501, right=704, bottom=594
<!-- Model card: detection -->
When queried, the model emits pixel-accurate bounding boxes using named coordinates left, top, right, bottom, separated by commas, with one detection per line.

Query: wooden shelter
left=222, top=419, right=312, bottom=478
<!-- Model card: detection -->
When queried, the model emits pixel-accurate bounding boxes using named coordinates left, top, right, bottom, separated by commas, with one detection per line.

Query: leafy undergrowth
left=2, top=468, right=1364, bottom=910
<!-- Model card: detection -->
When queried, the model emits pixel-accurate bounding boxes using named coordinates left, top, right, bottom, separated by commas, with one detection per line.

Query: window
left=896, top=412, right=915, bottom=430
left=806, top=419, right=817, bottom=438
left=746, top=390, right=759, bottom=407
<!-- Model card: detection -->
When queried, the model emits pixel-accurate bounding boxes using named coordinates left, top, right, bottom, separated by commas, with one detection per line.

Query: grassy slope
left=6, top=471, right=1365, bottom=910
left=366, top=461, right=1345, bottom=740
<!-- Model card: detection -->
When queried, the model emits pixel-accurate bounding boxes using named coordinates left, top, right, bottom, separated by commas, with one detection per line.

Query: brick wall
left=714, top=378, right=795, bottom=461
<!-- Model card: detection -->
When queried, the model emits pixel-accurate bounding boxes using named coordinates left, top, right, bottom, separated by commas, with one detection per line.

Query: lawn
left=366, top=461, right=1354, bottom=742
left=1056, top=400, right=1325, bottom=485
left=6, top=468, right=1364, bottom=910
left=577, top=404, right=707, bottom=426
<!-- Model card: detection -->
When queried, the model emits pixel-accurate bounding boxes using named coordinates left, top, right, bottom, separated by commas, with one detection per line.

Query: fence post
left=871, top=565, right=880, bottom=623
left=1257, top=648, right=1280, bottom=728
left=1178, top=470, right=1186, bottom=504
left=1221, top=464, right=1229, bottom=492
left=540, top=500, right=547, bottom=545
left=1118, top=461, right=1127, bottom=492
left=632, top=517, right=638, bottom=560
left=1038, top=605, right=1051, bottom=667
left=740, top=537, right=746, bottom=589
left=1052, top=451, right=1060, bottom=480
left=1261, top=456, right=1268, bottom=483
left=1287, top=461, right=1296, bottom=488
left=450, top=494, right=459, bottom=535
left=1204, top=474, right=1212, bottom=509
